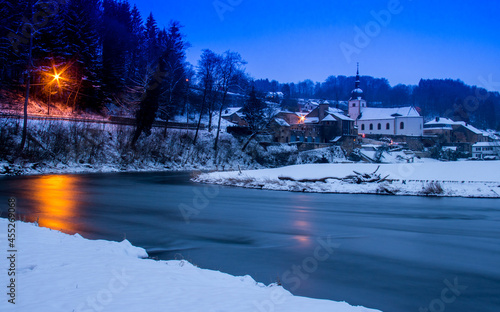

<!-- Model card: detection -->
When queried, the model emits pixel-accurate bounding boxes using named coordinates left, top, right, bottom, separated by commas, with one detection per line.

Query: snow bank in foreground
left=0, top=219, right=379, bottom=312
left=195, top=161, right=500, bottom=198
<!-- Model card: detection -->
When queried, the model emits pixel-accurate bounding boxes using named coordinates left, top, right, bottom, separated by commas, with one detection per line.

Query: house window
left=400, top=122, right=405, bottom=130
left=353, top=103, right=356, bottom=107
left=386, top=123, right=390, bottom=130
left=369, top=124, right=373, bottom=130
left=361, top=124, right=365, bottom=131
left=377, top=123, right=381, bottom=130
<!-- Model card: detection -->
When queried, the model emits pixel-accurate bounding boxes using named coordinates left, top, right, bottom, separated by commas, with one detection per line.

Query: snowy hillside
left=0, top=219, right=379, bottom=312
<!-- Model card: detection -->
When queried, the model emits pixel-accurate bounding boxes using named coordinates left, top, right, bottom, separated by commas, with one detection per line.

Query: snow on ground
left=195, top=160, right=500, bottom=198
left=0, top=219, right=379, bottom=312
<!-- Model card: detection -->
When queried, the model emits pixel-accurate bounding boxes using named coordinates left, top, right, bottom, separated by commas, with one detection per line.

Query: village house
left=221, top=107, right=248, bottom=127
left=273, top=102, right=356, bottom=146
left=270, top=118, right=291, bottom=143
left=424, top=117, right=488, bottom=143
left=472, top=142, right=500, bottom=160
left=423, top=117, right=492, bottom=153
left=266, top=92, right=284, bottom=102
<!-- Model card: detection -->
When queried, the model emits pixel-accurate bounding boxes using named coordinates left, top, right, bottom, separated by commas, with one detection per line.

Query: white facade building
left=347, top=65, right=424, bottom=137
left=472, top=142, right=500, bottom=159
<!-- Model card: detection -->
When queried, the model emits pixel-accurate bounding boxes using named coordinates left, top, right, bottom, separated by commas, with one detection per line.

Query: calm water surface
left=0, top=172, right=499, bottom=312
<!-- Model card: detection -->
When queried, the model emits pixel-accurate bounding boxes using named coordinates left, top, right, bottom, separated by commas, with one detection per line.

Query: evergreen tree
left=102, top=0, right=133, bottom=96
left=157, top=21, right=189, bottom=125
left=241, top=86, right=266, bottom=131
left=144, top=13, right=159, bottom=67
left=60, top=0, right=102, bottom=111
left=128, top=4, right=145, bottom=83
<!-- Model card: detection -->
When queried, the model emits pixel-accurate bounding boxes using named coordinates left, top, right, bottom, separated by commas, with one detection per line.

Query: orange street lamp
left=45, top=65, right=67, bottom=115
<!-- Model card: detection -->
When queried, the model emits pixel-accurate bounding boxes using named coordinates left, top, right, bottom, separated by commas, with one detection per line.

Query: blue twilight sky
left=133, top=0, right=500, bottom=90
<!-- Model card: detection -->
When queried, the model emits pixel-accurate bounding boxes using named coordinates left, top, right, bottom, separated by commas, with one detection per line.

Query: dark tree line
left=1, top=0, right=190, bottom=117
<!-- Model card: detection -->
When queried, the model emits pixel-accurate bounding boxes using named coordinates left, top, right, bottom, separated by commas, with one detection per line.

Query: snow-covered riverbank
left=0, top=219, right=379, bottom=312
left=195, top=161, right=500, bottom=198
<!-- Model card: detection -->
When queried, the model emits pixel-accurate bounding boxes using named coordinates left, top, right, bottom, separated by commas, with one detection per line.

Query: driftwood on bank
left=278, top=166, right=393, bottom=184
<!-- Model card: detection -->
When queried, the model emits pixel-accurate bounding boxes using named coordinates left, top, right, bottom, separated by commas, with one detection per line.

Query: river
left=0, top=172, right=499, bottom=312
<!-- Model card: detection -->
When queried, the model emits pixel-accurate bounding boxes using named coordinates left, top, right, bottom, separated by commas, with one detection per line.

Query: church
left=348, top=65, right=424, bottom=137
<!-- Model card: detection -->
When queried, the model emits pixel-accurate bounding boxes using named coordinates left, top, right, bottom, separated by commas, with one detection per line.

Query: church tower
left=348, top=63, right=366, bottom=121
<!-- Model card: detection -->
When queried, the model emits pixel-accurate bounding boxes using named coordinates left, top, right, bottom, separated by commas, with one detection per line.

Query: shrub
left=421, top=182, right=444, bottom=195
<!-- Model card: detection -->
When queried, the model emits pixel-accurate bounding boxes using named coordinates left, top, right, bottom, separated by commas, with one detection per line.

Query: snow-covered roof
left=425, top=117, right=455, bottom=126
left=327, top=107, right=344, bottom=114
left=274, top=118, right=290, bottom=127
left=358, top=107, right=420, bottom=121
left=267, top=92, right=284, bottom=96
left=473, top=142, right=500, bottom=147
left=306, top=101, right=320, bottom=106
left=425, top=118, right=483, bottom=134
left=304, top=117, right=319, bottom=124
left=321, top=115, right=336, bottom=122
left=222, top=107, right=242, bottom=117
left=482, top=131, right=500, bottom=141
left=331, top=112, right=354, bottom=121
left=453, top=121, right=483, bottom=135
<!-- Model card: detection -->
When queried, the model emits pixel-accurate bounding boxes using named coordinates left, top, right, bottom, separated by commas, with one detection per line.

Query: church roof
left=358, top=107, right=420, bottom=121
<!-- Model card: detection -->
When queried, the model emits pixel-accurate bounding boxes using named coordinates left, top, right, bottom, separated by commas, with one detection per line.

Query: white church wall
left=357, top=119, right=395, bottom=135
left=395, top=117, right=423, bottom=136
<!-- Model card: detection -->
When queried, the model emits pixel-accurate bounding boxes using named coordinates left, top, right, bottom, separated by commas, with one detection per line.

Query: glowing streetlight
left=44, top=64, right=68, bottom=115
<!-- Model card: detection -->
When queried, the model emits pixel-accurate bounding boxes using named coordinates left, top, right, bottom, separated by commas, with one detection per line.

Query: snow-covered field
left=195, top=160, right=500, bottom=198
left=0, top=219, right=379, bottom=312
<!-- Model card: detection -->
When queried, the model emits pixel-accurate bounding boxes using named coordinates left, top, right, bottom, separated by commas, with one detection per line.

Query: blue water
left=1, top=172, right=499, bottom=312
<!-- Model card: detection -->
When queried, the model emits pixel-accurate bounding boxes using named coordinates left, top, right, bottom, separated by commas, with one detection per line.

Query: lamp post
left=47, top=70, right=61, bottom=116
left=48, top=82, right=51, bottom=115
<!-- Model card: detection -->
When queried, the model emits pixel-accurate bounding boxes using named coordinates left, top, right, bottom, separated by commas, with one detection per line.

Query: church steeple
left=350, top=63, right=364, bottom=100
left=355, top=62, right=360, bottom=89
left=348, top=63, right=366, bottom=121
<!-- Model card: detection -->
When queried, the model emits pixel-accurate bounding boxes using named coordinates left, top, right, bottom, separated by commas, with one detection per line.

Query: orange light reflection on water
left=32, top=175, right=82, bottom=234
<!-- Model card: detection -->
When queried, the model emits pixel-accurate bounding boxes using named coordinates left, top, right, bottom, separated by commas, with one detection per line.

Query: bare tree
left=194, top=49, right=220, bottom=144
left=213, top=51, right=246, bottom=152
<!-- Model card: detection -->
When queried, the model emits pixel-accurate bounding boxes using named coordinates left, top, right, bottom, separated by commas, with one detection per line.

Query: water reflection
left=291, top=206, right=314, bottom=247
left=31, top=175, right=83, bottom=234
